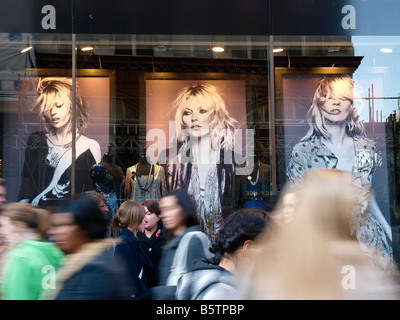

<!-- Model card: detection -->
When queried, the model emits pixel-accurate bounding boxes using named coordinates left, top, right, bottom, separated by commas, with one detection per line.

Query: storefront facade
left=1, top=0, right=400, bottom=265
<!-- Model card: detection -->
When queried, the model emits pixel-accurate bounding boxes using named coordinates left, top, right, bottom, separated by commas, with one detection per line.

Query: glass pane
left=275, top=35, right=400, bottom=270
left=72, top=34, right=272, bottom=238
left=1, top=33, right=73, bottom=210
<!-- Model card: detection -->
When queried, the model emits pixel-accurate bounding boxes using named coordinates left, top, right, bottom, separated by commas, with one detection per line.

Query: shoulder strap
left=166, top=231, right=210, bottom=286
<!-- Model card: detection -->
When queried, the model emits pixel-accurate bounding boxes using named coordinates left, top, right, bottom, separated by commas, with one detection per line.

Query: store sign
left=0, top=0, right=398, bottom=35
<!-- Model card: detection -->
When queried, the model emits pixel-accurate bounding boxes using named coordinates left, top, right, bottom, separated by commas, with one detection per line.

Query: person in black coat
left=46, top=194, right=132, bottom=300
left=137, top=200, right=166, bottom=284
left=112, top=200, right=158, bottom=298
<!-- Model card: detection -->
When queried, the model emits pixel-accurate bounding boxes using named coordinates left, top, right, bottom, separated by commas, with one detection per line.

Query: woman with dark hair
left=175, top=208, right=270, bottom=300
left=148, top=189, right=212, bottom=300
left=46, top=194, right=132, bottom=300
left=137, top=200, right=165, bottom=282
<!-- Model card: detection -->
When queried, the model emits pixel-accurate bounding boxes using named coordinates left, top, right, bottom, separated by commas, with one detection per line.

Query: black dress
left=18, top=131, right=96, bottom=207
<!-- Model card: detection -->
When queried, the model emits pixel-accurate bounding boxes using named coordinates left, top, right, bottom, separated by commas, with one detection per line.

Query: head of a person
left=172, top=83, right=238, bottom=150
left=112, top=200, right=145, bottom=237
left=159, top=189, right=199, bottom=236
left=85, top=190, right=109, bottom=222
left=0, top=178, right=6, bottom=207
left=35, top=77, right=89, bottom=135
left=0, top=202, right=50, bottom=243
left=278, top=186, right=300, bottom=225
left=49, top=194, right=107, bottom=254
left=302, top=76, right=365, bottom=141
left=211, top=208, right=271, bottom=268
left=247, top=169, right=363, bottom=299
left=142, top=200, right=161, bottom=232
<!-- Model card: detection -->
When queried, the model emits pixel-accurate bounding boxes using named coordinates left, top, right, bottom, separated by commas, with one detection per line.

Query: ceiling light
left=20, top=46, right=33, bottom=53
left=273, top=48, right=284, bottom=53
left=212, top=46, right=225, bottom=53
left=380, top=48, right=392, bottom=53
left=81, top=46, right=94, bottom=52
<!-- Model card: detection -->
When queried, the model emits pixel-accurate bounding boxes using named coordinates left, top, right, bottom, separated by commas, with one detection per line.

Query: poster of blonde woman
left=6, top=76, right=110, bottom=207
left=145, top=80, right=248, bottom=241
left=284, top=74, right=395, bottom=274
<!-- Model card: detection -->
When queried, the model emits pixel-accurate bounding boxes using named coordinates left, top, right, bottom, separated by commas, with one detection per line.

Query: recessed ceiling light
left=20, top=46, right=33, bottom=53
left=273, top=48, right=284, bottom=53
left=212, top=46, right=225, bottom=53
left=380, top=48, right=392, bottom=53
left=81, top=46, right=94, bottom=52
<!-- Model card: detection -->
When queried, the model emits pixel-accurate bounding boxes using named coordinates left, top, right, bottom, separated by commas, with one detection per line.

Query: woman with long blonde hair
left=243, top=169, right=400, bottom=300
left=160, top=83, right=239, bottom=242
left=18, top=77, right=101, bottom=206
left=286, top=76, right=393, bottom=274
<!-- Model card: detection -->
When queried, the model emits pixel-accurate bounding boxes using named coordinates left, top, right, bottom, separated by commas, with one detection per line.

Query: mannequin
left=233, top=153, right=271, bottom=211
left=89, top=145, right=125, bottom=221
left=124, top=149, right=167, bottom=203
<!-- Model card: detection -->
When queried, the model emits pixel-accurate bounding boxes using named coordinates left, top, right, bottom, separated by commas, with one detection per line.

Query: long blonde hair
left=245, top=169, right=391, bottom=300
left=35, top=77, right=89, bottom=135
left=302, top=76, right=365, bottom=141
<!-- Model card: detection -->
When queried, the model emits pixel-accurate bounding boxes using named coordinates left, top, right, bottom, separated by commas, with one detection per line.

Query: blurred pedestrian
left=176, top=208, right=271, bottom=300
left=242, top=169, right=400, bottom=300
left=112, top=200, right=158, bottom=298
left=0, top=178, right=8, bottom=265
left=137, top=200, right=165, bottom=283
left=45, top=194, right=132, bottom=300
left=148, top=189, right=212, bottom=300
left=0, top=178, right=6, bottom=207
left=0, top=202, right=64, bottom=300
left=85, top=190, right=112, bottom=237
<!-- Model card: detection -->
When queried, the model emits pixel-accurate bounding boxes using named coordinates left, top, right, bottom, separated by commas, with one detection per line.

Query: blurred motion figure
left=243, top=169, right=400, bottom=300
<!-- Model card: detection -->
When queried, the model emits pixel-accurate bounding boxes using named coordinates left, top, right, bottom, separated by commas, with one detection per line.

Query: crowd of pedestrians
left=0, top=169, right=400, bottom=300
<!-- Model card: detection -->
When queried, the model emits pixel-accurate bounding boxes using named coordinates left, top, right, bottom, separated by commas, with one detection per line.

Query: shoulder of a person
left=26, top=131, right=46, bottom=143
left=182, top=228, right=208, bottom=245
left=82, top=246, right=118, bottom=270
left=356, top=136, right=376, bottom=146
left=79, top=135, right=100, bottom=147
left=119, top=229, right=139, bottom=243
left=293, top=138, right=317, bottom=150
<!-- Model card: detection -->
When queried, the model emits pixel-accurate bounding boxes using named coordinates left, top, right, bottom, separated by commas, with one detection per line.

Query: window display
left=284, top=74, right=394, bottom=274
left=146, top=80, right=249, bottom=240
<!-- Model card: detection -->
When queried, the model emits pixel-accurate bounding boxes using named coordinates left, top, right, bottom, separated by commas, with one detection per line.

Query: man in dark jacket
left=47, top=194, right=133, bottom=300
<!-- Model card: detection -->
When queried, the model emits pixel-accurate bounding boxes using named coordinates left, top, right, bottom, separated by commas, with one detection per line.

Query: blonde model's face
left=45, top=93, right=71, bottom=131
left=182, top=97, right=212, bottom=138
left=320, top=81, right=353, bottom=123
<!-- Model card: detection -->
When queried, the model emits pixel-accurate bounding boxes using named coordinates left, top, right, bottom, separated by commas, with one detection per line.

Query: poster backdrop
left=3, top=76, right=110, bottom=204
left=145, top=79, right=248, bottom=240
left=282, top=74, right=393, bottom=272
